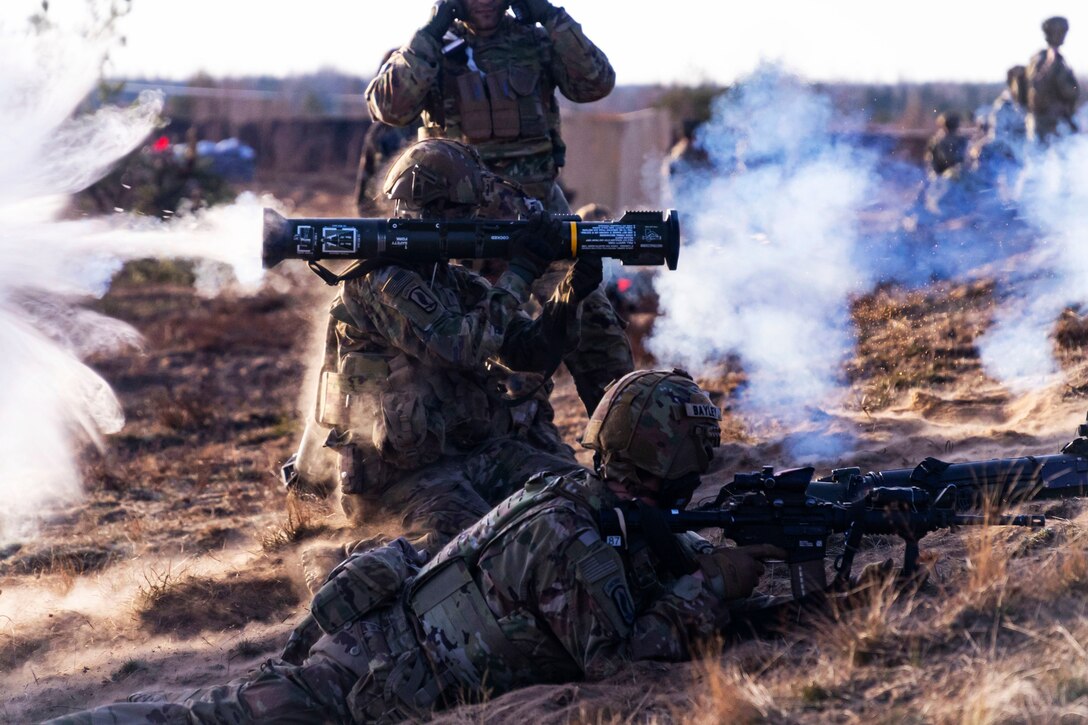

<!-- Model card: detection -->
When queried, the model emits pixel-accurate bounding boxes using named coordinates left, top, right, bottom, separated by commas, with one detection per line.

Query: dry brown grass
left=260, top=492, right=329, bottom=551
left=1, top=544, right=117, bottom=595
left=849, top=280, right=995, bottom=411
left=136, top=569, right=299, bottom=636
left=0, top=632, right=45, bottom=673
left=679, top=646, right=784, bottom=724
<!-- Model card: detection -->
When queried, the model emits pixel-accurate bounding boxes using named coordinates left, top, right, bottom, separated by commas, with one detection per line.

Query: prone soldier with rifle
left=47, top=370, right=1045, bottom=724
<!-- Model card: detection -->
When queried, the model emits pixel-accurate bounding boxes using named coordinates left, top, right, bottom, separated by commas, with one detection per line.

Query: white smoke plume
left=649, top=66, right=876, bottom=456
left=975, top=120, right=1088, bottom=393
left=0, top=18, right=274, bottom=541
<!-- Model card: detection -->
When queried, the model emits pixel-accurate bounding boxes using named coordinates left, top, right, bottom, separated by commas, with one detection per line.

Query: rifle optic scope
left=262, top=208, right=680, bottom=270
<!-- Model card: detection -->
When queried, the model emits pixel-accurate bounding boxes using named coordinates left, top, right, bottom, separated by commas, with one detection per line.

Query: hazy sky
left=10, top=0, right=1088, bottom=85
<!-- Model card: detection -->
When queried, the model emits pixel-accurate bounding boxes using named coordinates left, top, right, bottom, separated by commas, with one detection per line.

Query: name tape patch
left=684, top=403, right=722, bottom=420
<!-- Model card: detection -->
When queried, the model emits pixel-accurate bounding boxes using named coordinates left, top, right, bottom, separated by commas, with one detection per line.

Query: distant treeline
left=103, top=70, right=1085, bottom=134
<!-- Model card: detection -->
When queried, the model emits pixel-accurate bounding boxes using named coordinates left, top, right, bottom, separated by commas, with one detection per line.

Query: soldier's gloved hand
left=696, top=544, right=786, bottom=600
left=422, top=0, right=463, bottom=39
left=510, top=0, right=557, bottom=24
left=509, top=211, right=561, bottom=282
left=568, top=254, right=602, bottom=302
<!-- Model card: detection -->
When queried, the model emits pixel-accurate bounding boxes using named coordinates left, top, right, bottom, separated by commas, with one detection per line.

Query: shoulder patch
left=406, top=285, right=439, bottom=314
left=380, top=269, right=416, bottom=299
left=379, top=270, right=444, bottom=328
left=605, top=578, right=636, bottom=626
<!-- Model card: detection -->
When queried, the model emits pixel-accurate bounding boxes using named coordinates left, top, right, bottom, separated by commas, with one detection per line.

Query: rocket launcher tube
left=262, top=209, right=681, bottom=270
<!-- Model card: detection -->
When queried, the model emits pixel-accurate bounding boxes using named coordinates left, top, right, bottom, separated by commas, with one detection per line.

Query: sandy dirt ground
left=4, top=174, right=1088, bottom=723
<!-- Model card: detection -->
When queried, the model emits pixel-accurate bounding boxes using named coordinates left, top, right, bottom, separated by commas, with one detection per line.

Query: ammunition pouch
left=324, top=431, right=397, bottom=504
left=442, top=380, right=495, bottom=448
left=508, top=399, right=538, bottom=434
left=510, top=66, right=547, bottom=138
left=310, top=537, right=425, bottom=635
left=456, top=72, right=492, bottom=142
left=348, top=646, right=443, bottom=723
left=338, top=445, right=366, bottom=495
left=486, top=70, right=520, bottom=140
left=409, top=558, right=533, bottom=690
left=450, top=64, right=549, bottom=145
left=341, top=601, right=454, bottom=723
left=373, top=389, right=444, bottom=470
left=316, top=352, right=391, bottom=429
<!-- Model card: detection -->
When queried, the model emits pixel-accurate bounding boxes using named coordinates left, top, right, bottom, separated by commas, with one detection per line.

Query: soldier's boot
left=126, top=692, right=168, bottom=703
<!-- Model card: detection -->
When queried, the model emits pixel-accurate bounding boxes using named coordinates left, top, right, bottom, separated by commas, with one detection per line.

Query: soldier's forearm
left=364, top=32, right=441, bottom=126
left=546, top=8, right=616, bottom=103
left=498, top=302, right=573, bottom=374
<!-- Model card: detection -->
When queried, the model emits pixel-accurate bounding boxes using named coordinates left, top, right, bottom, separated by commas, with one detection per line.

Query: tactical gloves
left=510, top=0, right=558, bottom=24
left=567, top=254, right=603, bottom=302
left=509, top=211, right=561, bottom=282
left=696, top=544, right=786, bottom=600
left=423, top=0, right=464, bottom=39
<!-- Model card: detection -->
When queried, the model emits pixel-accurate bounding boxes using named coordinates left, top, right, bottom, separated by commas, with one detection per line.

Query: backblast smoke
left=0, top=19, right=274, bottom=541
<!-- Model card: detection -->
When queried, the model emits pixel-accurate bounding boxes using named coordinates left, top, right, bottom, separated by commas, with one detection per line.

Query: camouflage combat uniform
left=314, top=257, right=583, bottom=551
left=352, top=120, right=419, bottom=216
left=365, top=10, right=632, bottom=412
left=47, top=471, right=727, bottom=725
left=1026, top=47, right=1079, bottom=141
left=968, top=87, right=1028, bottom=195
left=925, top=122, right=968, bottom=178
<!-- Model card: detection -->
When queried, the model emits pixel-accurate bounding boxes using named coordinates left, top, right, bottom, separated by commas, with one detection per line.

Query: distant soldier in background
left=968, top=66, right=1028, bottom=199
left=665, top=119, right=711, bottom=179
left=1026, top=16, right=1079, bottom=143
left=354, top=50, right=422, bottom=215
left=663, top=118, right=713, bottom=207
left=991, top=65, right=1029, bottom=141
left=366, top=0, right=632, bottom=412
left=925, top=112, right=968, bottom=178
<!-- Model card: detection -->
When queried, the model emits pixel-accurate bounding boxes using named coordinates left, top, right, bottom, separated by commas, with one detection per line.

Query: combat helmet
left=383, top=139, right=493, bottom=215
left=1043, top=16, right=1069, bottom=42
left=582, top=369, right=722, bottom=506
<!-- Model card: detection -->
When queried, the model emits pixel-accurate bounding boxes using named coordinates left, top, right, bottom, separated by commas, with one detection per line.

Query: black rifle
left=262, top=208, right=680, bottom=279
left=599, top=466, right=1043, bottom=601
left=805, top=414, right=1088, bottom=507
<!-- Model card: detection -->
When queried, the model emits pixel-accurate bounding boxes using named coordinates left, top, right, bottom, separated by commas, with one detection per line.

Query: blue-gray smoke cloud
left=976, top=116, right=1088, bottom=392
left=652, top=65, right=1088, bottom=455
left=649, top=66, right=877, bottom=458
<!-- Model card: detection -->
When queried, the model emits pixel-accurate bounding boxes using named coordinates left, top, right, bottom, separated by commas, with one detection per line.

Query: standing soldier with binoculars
left=366, top=0, right=633, bottom=413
